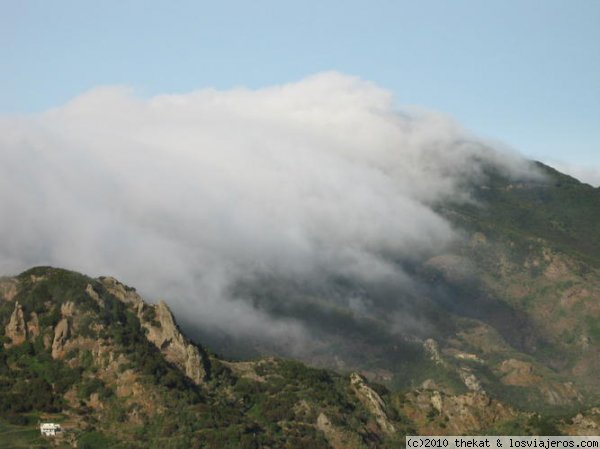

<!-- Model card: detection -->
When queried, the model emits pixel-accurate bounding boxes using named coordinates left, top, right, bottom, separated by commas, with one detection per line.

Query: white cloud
left=0, top=72, right=537, bottom=348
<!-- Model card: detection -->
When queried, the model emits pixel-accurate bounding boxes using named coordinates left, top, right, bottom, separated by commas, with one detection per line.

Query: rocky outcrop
left=543, top=251, right=572, bottom=280
left=423, top=338, right=445, bottom=366
left=0, top=278, right=18, bottom=302
left=52, top=318, right=70, bottom=359
left=539, top=382, right=582, bottom=406
left=4, top=301, right=27, bottom=347
left=316, top=413, right=364, bottom=449
left=350, top=372, right=395, bottom=435
left=184, top=344, right=205, bottom=383
left=563, top=408, right=600, bottom=436
left=100, top=276, right=208, bottom=383
left=27, top=311, right=40, bottom=338
left=498, top=359, right=542, bottom=386
left=497, top=359, right=580, bottom=405
left=459, top=369, right=484, bottom=393
left=85, top=284, right=104, bottom=307
left=61, top=301, right=77, bottom=317
left=401, top=388, right=518, bottom=435
left=140, top=301, right=208, bottom=384
left=99, top=277, right=144, bottom=311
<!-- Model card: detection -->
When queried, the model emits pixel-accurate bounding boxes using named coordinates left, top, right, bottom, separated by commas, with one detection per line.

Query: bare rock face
left=85, top=284, right=104, bottom=307
left=350, top=372, right=395, bottom=435
left=100, top=277, right=144, bottom=311
left=99, top=276, right=208, bottom=383
left=52, top=318, right=70, bottom=359
left=27, top=311, right=40, bottom=338
left=423, top=339, right=445, bottom=366
left=4, top=301, right=27, bottom=347
left=184, top=344, right=205, bottom=384
left=459, top=368, right=485, bottom=393
left=60, top=301, right=77, bottom=317
left=141, top=301, right=207, bottom=384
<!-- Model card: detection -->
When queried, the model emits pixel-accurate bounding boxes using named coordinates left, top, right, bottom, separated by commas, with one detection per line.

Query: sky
left=1, top=0, right=599, bottom=181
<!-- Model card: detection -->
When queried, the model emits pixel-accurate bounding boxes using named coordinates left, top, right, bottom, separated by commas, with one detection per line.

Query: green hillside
left=1, top=164, right=600, bottom=445
left=0, top=267, right=412, bottom=448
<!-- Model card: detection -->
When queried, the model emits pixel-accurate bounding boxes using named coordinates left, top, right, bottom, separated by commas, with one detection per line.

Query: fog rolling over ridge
left=0, top=72, right=538, bottom=355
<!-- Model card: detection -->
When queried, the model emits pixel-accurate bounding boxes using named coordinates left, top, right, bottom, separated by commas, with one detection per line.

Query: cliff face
left=4, top=301, right=27, bottom=346
left=99, top=277, right=208, bottom=384
left=350, top=372, right=395, bottom=435
left=51, top=318, right=70, bottom=359
left=99, top=276, right=144, bottom=309
left=138, top=300, right=208, bottom=384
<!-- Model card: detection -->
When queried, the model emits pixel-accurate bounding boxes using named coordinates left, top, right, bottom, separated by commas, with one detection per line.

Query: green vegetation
left=444, top=162, right=600, bottom=267
left=0, top=341, right=78, bottom=417
left=3, top=179, right=600, bottom=449
left=0, top=419, right=50, bottom=449
left=0, top=267, right=413, bottom=447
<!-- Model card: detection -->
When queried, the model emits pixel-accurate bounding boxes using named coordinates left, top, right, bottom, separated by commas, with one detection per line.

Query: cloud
left=0, top=72, right=536, bottom=354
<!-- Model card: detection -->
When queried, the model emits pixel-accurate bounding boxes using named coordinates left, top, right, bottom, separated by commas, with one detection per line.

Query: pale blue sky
left=2, top=0, right=599, bottom=168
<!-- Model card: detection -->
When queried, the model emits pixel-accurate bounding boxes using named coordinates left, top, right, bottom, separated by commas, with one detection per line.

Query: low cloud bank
left=0, top=72, right=536, bottom=351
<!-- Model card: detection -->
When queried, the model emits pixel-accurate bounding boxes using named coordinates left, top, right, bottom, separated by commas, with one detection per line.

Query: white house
left=40, top=423, right=62, bottom=436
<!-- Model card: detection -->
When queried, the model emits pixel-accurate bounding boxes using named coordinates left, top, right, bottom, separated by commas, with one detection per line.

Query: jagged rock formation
left=85, top=283, right=104, bottom=306
left=423, top=339, right=445, bottom=366
left=4, top=301, right=27, bottom=346
left=60, top=301, right=76, bottom=317
left=0, top=267, right=420, bottom=446
left=459, top=369, right=484, bottom=393
left=99, top=277, right=208, bottom=384
left=51, top=318, right=70, bottom=359
left=0, top=265, right=597, bottom=446
left=100, top=276, right=144, bottom=309
left=27, top=311, right=40, bottom=337
left=350, top=372, right=395, bottom=435
left=142, top=301, right=208, bottom=384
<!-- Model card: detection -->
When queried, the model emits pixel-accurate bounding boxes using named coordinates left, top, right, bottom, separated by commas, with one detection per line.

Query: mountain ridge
left=1, top=265, right=599, bottom=448
left=2, top=162, right=600, bottom=446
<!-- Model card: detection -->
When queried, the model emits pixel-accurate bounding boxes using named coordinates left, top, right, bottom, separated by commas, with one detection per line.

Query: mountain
left=180, top=162, right=600, bottom=412
left=0, top=262, right=597, bottom=449
left=0, top=267, right=400, bottom=448
left=1, top=163, right=600, bottom=447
